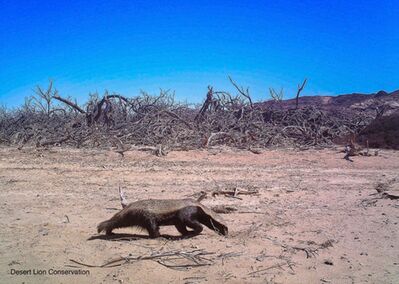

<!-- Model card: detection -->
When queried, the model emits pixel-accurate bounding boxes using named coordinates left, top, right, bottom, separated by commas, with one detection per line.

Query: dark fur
left=97, top=199, right=228, bottom=238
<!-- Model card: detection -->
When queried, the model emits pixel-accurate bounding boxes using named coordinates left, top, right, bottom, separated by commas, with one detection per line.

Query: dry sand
left=0, top=146, right=398, bottom=283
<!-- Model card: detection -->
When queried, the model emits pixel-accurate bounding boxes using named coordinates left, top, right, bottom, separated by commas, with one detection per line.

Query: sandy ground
left=0, top=146, right=398, bottom=284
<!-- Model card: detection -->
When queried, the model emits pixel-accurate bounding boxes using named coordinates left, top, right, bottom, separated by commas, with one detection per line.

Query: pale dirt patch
left=0, top=146, right=398, bottom=283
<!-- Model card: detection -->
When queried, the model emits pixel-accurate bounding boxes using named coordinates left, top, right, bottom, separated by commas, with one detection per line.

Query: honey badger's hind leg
left=176, top=206, right=203, bottom=236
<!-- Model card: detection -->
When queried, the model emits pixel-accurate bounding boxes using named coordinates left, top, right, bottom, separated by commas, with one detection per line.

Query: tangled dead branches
left=0, top=79, right=378, bottom=152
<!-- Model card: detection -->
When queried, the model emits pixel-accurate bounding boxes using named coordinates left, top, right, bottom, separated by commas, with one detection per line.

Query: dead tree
left=195, top=86, right=216, bottom=121
left=0, top=77, right=381, bottom=151
left=295, top=78, right=307, bottom=110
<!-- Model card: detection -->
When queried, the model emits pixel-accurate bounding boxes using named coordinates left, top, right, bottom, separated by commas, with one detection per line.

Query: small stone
left=38, top=228, right=49, bottom=236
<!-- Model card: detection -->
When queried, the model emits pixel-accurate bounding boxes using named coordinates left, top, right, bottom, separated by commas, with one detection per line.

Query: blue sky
left=0, top=0, right=398, bottom=107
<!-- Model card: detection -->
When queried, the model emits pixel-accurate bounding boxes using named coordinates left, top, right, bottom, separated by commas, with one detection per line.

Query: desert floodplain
left=0, top=146, right=398, bottom=283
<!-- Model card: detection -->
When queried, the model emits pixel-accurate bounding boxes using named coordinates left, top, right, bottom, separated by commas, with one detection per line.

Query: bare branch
left=295, top=78, right=307, bottom=110
left=119, top=187, right=128, bottom=208
left=228, top=76, right=253, bottom=108
left=52, top=94, right=86, bottom=114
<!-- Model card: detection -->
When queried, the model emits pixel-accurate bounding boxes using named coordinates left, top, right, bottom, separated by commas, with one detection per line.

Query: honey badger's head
left=215, top=222, right=228, bottom=236
left=204, top=214, right=228, bottom=236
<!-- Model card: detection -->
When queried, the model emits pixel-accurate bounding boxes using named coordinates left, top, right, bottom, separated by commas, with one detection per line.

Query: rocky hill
left=261, top=89, right=399, bottom=149
left=262, top=89, right=399, bottom=115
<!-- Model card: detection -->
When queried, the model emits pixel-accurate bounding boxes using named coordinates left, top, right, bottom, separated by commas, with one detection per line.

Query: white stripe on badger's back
left=124, top=199, right=198, bottom=215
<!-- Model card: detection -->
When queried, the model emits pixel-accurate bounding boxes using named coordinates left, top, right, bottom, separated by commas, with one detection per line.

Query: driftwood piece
left=381, top=191, right=399, bottom=200
left=205, top=132, right=235, bottom=147
left=69, top=249, right=214, bottom=270
left=265, top=236, right=335, bottom=259
left=360, top=178, right=399, bottom=206
left=119, top=187, right=128, bottom=208
left=154, top=144, right=168, bottom=156
left=112, top=136, right=130, bottom=157
left=375, top=179, right=399, bottom=199
left=211, top=188, right=259, bottom=198
left=211, top=205, right=238, bottom=214
left=248, top=147, right=262, bottom=154
left=39, top=134, right=71, bottom=147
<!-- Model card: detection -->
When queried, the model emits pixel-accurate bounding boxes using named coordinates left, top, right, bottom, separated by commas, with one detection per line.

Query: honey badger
left=97, top=198, right=228, bottom=238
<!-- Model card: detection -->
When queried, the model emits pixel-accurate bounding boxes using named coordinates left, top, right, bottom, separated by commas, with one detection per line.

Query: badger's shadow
left=88, top=232, right=199, bottom=241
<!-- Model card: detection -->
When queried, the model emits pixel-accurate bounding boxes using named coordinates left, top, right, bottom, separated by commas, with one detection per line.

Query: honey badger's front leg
left=175, top=206, right=203, bottom=236
left=146, top=217, right=161, bottom=238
